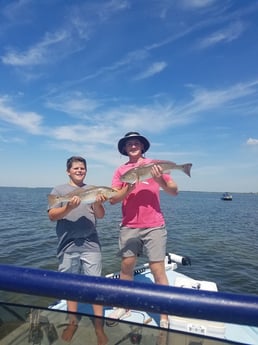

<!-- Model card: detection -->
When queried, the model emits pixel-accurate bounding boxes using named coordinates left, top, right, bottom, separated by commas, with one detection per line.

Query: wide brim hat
left=118, top=132, right=150, bottom=156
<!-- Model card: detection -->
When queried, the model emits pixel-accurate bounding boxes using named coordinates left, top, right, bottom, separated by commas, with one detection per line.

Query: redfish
left=48, top=185, right=117, bottom=207
left=120, top=160, right=192, bottom=184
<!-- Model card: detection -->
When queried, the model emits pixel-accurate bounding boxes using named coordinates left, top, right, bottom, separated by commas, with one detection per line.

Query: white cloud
left=134, top=62, right=167, bottom=80
left=183, top=80, right=258, bottom=115
left=0, top=134, right=24, bottom=144
left=1, top=31, right=69, bottom=66
left=180, top=0, right=216, bottom=9
left=1, top=1, right=131, bottom=69
left=198, top=22, right=245, bottom=49
left=1, top=78, right=258, bottom=147
left=50, top=124, right=115, bottom=144
left=2, top=0, right=32, bottom=20
left=45, top=92, right=101, bottom=118
left=0, top=97, right=43, bottom=134
left=196, top=0, right=215, bottom=6
left=247, top=138, right=258, bottom=146
left=100, top=0, right=130, bottom=16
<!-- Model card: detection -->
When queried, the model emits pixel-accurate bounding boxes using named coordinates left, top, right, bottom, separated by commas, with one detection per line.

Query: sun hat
left=118, top=132, right=150, bottom=156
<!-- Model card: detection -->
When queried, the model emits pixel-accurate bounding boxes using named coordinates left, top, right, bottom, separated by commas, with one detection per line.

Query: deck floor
left=1, top=307, right=238, bottom=345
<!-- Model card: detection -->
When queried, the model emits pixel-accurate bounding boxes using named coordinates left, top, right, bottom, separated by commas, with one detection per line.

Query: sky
left=0, top=0, right=258, bottom=193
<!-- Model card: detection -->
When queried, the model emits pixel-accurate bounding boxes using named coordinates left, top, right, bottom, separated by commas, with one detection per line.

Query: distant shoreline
left=0, top=186, right=257, bottom=194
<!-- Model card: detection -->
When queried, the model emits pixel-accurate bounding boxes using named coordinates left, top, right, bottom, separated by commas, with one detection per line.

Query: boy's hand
left=95, top=194, right=107, bottom=204
left=67, top=196, right=81, bottom=209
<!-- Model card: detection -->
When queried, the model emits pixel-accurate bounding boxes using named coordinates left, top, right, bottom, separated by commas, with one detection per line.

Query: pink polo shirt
left=112, top=158, right=172, bottom=228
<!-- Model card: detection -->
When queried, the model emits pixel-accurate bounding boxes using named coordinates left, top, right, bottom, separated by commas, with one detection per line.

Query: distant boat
left=221, top=192, right=232, bottom=201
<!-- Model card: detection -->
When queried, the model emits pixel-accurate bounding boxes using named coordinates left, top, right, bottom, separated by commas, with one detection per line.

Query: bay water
left=0, top=187, right=257, bottom=307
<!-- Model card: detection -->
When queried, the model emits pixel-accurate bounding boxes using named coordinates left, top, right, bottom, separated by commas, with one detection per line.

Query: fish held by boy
left=48, top=185, right=118, bottom=207
left=120, top=160, right=192, bottom=184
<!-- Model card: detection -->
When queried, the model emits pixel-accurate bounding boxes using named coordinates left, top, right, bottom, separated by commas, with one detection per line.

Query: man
left=109, top=132, right=178, bottom=328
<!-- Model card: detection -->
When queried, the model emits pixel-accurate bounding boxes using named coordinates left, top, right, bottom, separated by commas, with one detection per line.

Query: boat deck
left=1, top=255, right=258, bottom=345
left=1, top=305, right=245, bottom=345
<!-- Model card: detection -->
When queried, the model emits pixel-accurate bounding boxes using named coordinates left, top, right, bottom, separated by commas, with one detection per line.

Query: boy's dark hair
left=66, top=156, right=87, bottom=170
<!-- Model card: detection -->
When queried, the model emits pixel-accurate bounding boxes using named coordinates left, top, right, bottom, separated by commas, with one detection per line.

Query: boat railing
left=0, top=264, right=257, bottom=327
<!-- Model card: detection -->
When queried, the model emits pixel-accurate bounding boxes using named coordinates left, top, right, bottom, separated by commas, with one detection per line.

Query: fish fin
left=48, top=194, right=59, bottom=207
left=183, top=163, right=192, bottom=177
left=83, top=185, right=97, bottom=191
left=65, top=187, right=88, bottom=198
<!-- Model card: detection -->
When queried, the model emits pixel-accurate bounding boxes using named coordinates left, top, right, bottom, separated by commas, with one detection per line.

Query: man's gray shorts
left=119, top=225, right=167, bottom=262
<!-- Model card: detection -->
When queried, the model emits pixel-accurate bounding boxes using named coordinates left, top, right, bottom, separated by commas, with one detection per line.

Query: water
left=0, top=187, right=258, bottom=307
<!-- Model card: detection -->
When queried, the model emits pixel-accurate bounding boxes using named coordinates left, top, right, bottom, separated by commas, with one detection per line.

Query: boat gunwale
left=0, top=260, right=258, bottom=328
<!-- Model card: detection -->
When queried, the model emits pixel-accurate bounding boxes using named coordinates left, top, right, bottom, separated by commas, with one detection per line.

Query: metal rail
left=0, top=264, right=258, bottom=327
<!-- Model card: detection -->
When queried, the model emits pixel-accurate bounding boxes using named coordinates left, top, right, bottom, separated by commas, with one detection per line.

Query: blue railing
left=0, top=264, right=258, bottom=327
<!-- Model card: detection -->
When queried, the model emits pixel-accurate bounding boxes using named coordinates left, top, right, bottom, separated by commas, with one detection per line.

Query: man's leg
left=106, top=256, right=137, bottom=324
left=150, top=261, right=169, bottom=327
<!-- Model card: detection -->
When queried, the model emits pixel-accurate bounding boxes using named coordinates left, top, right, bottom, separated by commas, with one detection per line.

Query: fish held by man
left=48, top=185, right=118, bottom=207
left=120, top=160, right=192, bottom=184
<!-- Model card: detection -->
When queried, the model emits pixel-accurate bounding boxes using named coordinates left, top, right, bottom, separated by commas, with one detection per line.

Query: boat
left=0, top=253, right=258, bottom=345
left=221, top=192, right=232, bottom=201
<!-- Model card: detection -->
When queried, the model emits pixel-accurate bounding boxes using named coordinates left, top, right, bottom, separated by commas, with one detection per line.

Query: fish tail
left=183, top=163, right=192, bottom=177
left=47, top=194, right=59, bottom=207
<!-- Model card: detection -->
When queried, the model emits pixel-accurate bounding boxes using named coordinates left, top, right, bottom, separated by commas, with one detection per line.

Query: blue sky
left=0, top=0, right=258, bottom=193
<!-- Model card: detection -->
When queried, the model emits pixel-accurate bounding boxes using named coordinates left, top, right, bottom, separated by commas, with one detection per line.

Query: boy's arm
left=92, top=194, right=106, bottom=219
left=48, top=196, right=80, bottom=221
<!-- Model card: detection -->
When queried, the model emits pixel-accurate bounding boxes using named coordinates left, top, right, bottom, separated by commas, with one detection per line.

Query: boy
left=48, top=156, right=108, bottom=345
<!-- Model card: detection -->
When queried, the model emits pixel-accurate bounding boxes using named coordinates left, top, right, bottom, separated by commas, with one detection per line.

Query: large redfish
left=120, top=160, right=192, bottom=184
left=48, top=185, right=117, bottom=207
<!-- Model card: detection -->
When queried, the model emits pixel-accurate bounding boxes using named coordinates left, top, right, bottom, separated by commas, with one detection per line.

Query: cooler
left=169, top=277, right=225, bottom=339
